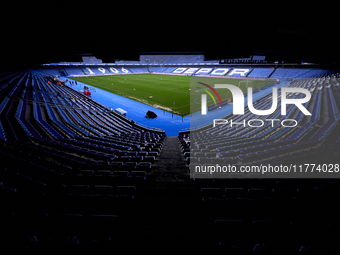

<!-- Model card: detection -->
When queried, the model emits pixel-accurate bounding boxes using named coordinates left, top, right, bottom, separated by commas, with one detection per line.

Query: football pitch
left=69, top=74, right=274, bottom=116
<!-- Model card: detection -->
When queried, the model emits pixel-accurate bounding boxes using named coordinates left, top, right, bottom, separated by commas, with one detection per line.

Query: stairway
left=151, top=136, right=189, bottom=183
left=268, top=67, right=277, bottom=78
left=140, top=136, right=195, bottom=201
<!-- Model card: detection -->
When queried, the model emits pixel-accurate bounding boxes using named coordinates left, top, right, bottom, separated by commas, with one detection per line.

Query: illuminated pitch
left=69, top=74, right=274, bottom=116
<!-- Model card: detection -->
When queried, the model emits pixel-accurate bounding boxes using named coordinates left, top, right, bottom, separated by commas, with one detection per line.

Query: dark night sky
left=1, top=2, right=339, bottom=68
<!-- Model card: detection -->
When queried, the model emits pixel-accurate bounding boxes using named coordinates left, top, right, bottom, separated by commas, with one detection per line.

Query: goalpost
left=193, top=89, right=210, bottom=105
left=237, top=79, right=263, bottom=92
left=238, top=79, right=254, bottom=89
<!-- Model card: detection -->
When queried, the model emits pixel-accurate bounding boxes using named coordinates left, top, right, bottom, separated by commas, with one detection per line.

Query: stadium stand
left=247, top=67, right=275, bottom=78
left=139, top=55, right=216, bottom=65
left=176, top=70, right=340, bottom=253
left=82, top=56, right=103, bottom=65
left=0, top=58, right=340, bottom=253
left=183, top=75, right=340, bottom=166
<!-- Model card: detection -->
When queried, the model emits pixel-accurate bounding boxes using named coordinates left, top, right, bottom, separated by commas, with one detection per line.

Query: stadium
left=1, top=4, right=340, bottom=254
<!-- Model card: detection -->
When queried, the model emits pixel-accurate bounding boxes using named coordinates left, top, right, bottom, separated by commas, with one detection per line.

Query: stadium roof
left=2, top=3, right=339, bottom=69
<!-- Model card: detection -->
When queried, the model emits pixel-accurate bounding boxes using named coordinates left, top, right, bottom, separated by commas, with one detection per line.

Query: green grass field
left=69, top=74, right=274, bottom=116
